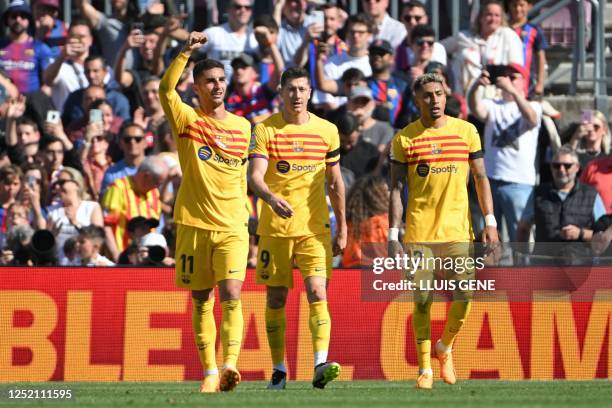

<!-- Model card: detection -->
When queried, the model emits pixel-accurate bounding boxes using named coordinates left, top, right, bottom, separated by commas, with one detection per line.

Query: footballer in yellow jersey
left=159, top=32, right=249, bottom=394
left=248, top=67, right=347, bottom=390
left=388, top=74, right=499, bottom=390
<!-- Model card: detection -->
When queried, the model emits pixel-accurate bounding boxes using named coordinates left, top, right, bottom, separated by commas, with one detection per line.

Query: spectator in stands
left=348, top=86, right=394, bottom=171
left=67, top=99, right=123, bottom=157
left=507, top=0, right=548, bottom=98
left=336, top=110, right=379, bottom=179
left=20, top=162, right=48, bottom=229
left=441, top=0, right=523, bottom=95
left=101, top=155, right=168, bottom=261
left=226, top=52, right=282, bottom=125
left=136, top=231, right=174, bottom=266
left=293, top=4, right=347, bottom=88
left=0, top=165, right=23, bottom=235
left=131, top=76, right=166, bottom=137
left=592, top=215, right=612, bottom=257
left=4, top=97, right=41, bottom=165
left=361, top=0, right=406, bottom=48
left=468, top=64, right=541, bottom=241
left=274, top=0, right=317, bottom=67
left=315, top=13, right=373, bottom=111
left=198, top=0, right=257, bottom=78
left=41, top=135, right=83, bottom=191
left=100, top=122, right=148, bottom=194
left=46, top=166, right=103, bottom=265
left=395, top=1, right=447, bottom=73
left=581, top=156, right=612, bottom=215
left=342, top=175, right=389, bottom=267
left=0, top=0, right=53, bottom=94
left=78, top=112, right=114, bottom=201
left=517, top=146, right=606, bottom=243
left=43, top=19, right=92, bottom=113
left=33, top=0, right=68, bottom=57
left=76, top=0, right=137, bottom=66
left=568, top=110, right=611, bottom=169
left=117, top=216, right=158, bottom=265
left=74, top=225, right=115, bottom=266
left=62, top=57, right=131, bottom=125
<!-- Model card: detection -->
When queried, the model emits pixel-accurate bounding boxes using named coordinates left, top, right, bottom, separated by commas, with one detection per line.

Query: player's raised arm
left=469, top=157, right=499, bottom=245
left=388, top=161, right=407, bottom=257
left=248, top=157, right=294, bottom=219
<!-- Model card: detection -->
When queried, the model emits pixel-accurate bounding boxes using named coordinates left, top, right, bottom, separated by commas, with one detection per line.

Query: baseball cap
left=3, top=0, right=32, bottom=23
left=368, top=39, right=394, bottom=55
left=127, top=216, right=160, bottom=233
left=348, top=86, right=373, bottom=101
left=139, top=232, right=167, bottom=249
left=231, top=53, right=255, bottom=68
left=35, top=0, right=60, bottom=9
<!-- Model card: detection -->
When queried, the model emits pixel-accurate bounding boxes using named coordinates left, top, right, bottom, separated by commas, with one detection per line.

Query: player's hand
left=182, top=31, right=208, bottom=55
left=481, top=226, right=501, bottom=261
left=388, top=239, right=404, bottom=259
left=333, top=224, right=347, bottom=256
left=269, top=195, right=293, bottom=218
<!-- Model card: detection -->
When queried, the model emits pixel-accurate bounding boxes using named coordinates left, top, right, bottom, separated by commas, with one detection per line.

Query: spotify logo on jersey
left=276, top=160, right=290, bottom=173
left=416, top=163, right=430, bottom=177
left=198, top=146, right=213, bottom=161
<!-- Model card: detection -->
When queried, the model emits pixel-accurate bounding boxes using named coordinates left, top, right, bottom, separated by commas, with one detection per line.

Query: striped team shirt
left=250, top=112, right=340, bottom=237
left=390, top=117, right=483, bottom=243
left=101, top=175, right=162, bottom=252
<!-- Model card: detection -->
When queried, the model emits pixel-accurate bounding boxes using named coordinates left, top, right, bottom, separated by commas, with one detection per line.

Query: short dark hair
left=412, top=73, right=445, bottom=94
left=333, top=112, right=359, bottom=136
left=280, top=67, right=310, bottom=88
left=119, top=122, right=146, bottom=138
left=400, top=0, right=427, bottom=14
left=411, top=24, right=436, bottom=41
left=78, top=225, right=106, bottom=244
left=69, top=18, right=91, bottom=33
left=341, top=68, right=366, bottom=83
left=253, top=14, right=279, bottom=33
left=84, top=55, right=106, bottom=68
left=193, top=59, right=225, bottom=81
left=40, top=136, right=65, bottom=151
left=89, top=99, right=112, bottom=111
left=347, top=13, right=374, bottom=33
left=16, top=117, right=39, bottom=131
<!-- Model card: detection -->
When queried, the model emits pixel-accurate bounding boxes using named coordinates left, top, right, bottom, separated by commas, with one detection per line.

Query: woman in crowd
left=342, top=175, right=389, bottom=267
left=46, top=167, right=103, bottom=265
left=569, top=110, right=611, bottom=169
left=20, top=162, right=50, bottom=230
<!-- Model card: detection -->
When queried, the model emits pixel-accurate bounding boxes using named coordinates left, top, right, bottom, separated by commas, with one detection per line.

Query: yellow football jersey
left=159, top=53, right=250, bottom=232
left=250, top=112, right=340, bottom=237
left=390, top=117, right=483, bottom=243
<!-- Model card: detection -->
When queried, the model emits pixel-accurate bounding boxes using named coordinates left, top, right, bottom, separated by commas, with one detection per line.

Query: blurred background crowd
left=0, top=0, right=610, bottom=267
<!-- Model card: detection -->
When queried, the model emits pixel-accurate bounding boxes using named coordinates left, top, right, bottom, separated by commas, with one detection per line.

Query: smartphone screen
left=311, top=10, right=324, bottom=37
left=581, top=110, right=593, bottom=123
left=46, top=110, right=60, bottom=124
left=89, top=109, right=103, bottom=123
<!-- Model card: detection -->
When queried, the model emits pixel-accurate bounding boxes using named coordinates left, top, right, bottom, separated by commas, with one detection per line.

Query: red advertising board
left=1, top=267, right=611, bottom=381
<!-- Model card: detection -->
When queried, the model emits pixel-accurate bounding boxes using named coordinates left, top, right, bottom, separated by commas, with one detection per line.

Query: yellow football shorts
left=175, top=224, right=249, bottom=290
left=256, top=233, right=333, bottom=288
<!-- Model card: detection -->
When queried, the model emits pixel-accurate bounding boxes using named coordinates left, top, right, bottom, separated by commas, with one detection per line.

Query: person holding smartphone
left=569, top=110, right=611, bottom=170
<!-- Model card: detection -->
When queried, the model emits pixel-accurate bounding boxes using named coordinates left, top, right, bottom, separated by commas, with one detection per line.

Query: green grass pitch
left=2, top=381, right=611, bottom=407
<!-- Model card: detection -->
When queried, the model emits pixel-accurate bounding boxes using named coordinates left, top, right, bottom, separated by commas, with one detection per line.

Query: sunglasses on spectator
left=55, top=179, right=76, bottom=187
left=403, top=14, right=425, bottom=23
left=92, top=135, right=107, bottom=142
left=8, top=12, right=29, bottom=20
left=122, top=136, right=145, bottom=143
left=232, top=4, right=252, bottom=10
left=551, top=162, right=574, bottom=170
left=593, top=124, right=602, bottom=131
left=415, top=38, right=434, bottom=47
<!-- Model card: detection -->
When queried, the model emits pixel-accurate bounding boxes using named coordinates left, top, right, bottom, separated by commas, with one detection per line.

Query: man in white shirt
left=361, top=0, right=406, bottom=49
left=198, top=0, right=258, bottom=78
left=315, top=14, right=373, bottom=110
left=468, top=64, right=541, bottom=241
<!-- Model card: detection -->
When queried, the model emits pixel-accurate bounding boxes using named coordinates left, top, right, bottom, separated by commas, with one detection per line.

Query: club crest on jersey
left=198, top=146, right=213, bottom=161
left=215, top=135, right=228, bottom=148
left=292, top=141, right=304, bottom=152
left=276, top=160, right=290, bottom=173
left=431, top=144, right=443, bottom=155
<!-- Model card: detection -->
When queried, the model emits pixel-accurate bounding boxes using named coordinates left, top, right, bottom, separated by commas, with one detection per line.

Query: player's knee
left=217, top=280, right=243, bottom=301
left=192, top=289, right=214, bottom=302
left=267, top=286, right=289, bottom=308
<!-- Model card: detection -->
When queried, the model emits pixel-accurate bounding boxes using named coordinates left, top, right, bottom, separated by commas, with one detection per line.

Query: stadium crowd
left=0, top=0, right=610, bottom=267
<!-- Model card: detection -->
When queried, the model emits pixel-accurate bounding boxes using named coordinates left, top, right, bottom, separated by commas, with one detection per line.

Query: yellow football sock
left=265, top=306, right=287, bottom=367
left=221, top=299, right=243, bottom=368
left=413, top=300, right=432, bottom=371
left=441, top=300, right=471, bottom=348
left=308, top=301, right=331, bottom=360
left=192, top=297, right=217, bottom=373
